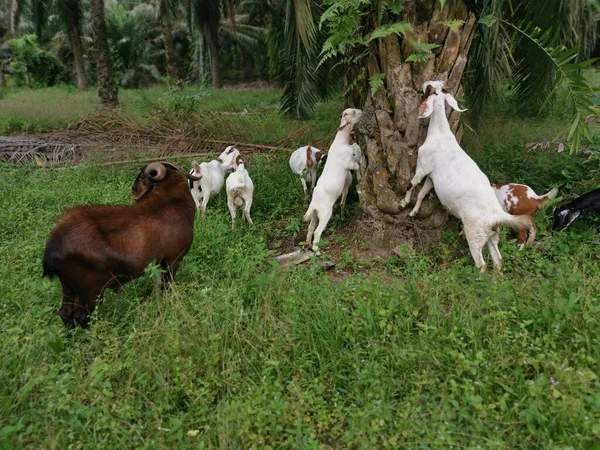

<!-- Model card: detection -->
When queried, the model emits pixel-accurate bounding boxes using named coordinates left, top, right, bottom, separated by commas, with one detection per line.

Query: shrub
left=7, top=35, right=70, bottom=87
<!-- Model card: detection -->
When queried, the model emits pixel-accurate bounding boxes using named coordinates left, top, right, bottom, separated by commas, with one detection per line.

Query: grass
left=1, top=86, right=600, bottom=448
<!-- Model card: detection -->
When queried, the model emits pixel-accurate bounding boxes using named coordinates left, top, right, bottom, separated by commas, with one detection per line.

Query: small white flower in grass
left=187, top=429, right=200, bottom=437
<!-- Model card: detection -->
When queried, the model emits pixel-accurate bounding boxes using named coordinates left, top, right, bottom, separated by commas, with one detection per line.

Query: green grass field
left=1, top=86, right=600, bottom=448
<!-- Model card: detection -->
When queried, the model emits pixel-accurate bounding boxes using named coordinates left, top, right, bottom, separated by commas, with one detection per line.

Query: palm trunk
left=198, top=35, right=205, bottom=84
left=207, top=29, right=222, bottom=88
left=89, top=0, right=118, bottom=108
left=356, top=0, right=475, bottom=246
left=67, top=19, right=88, bottom=90
left=6, top=0, right=16, bottom=35
left=162, top=19, right=179, bottom=79
left=0, top=62, right=6, bottom=88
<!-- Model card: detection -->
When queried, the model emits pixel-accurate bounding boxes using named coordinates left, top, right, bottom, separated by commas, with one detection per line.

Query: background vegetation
left=1, top=84, right=600, bottom=448
left=1, top=0, right=600, bottom=447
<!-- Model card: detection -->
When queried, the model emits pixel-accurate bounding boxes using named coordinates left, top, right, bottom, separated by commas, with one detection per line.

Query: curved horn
left=145, top=162, right=167, bottom=181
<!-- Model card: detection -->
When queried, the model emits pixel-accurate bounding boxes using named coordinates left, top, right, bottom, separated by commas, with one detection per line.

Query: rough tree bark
left=162, top=19, right=179, bottom=79
left=89, top=0, right=118, bottom=108
left=64, top=0, right=89, bottom=91
left=355, top=0, right=475, bottom=247
left=0, top=62, right=6, bottom=88
left=207, top=29, right=223, bottom=88
left=5, top=0, right=16, bottom=36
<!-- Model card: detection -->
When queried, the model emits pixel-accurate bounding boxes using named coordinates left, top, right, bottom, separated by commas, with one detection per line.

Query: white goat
left=189, top=147, right=239, bottom=212
left=339, top=143, right=365, bottom=217
left=304, top=108, right=362, bottom=253
left=289, top=145, right=326, bottom=198
left=226, top=154, right=254, bottom=229
left=400, top=81, right=531, bottom=272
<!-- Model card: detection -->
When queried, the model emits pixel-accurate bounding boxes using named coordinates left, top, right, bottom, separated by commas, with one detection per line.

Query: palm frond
left=503, top=19, right=598, bottom=153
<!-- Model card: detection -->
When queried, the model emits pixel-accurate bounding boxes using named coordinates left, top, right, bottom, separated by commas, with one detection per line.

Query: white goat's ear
left=337, top=117, right=349, bottom=131
left=418, top=95, right=435, bottom=119
left=192, top=161, right=201, bottom=175
left=444, top=93, right=467, bottom=112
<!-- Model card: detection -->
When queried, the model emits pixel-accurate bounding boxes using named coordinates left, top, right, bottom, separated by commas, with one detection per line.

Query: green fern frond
left=367, top=22, right=412, bottom=42
left=369, top=72, right=385, bottom=95
left=438, top=19, right=464, bottom=32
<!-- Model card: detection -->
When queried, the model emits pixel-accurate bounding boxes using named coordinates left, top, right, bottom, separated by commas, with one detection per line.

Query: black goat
left=552, top=188, right=600, bottom=231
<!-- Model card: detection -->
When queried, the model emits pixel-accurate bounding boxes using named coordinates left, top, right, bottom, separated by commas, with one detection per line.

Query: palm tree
left=18, top=0, right=89, bottom=89
left=192, top=0, right=222, bottom=88
left=316, top=0, right=597, bottom=237
left=89, top=0, right=118, bottom=107
left=59, top=0, right=88, bottom=89
left=158, top=0, right=180, bottom=79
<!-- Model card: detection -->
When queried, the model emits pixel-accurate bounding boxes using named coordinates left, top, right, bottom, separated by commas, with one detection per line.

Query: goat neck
left=333, top=123, right=353, bottom=146
left=427, top=100, right=456, bottom=140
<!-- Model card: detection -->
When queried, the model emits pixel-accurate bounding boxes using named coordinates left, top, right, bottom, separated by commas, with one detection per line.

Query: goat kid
left=289, top=145, right=326, bottom=198
left=492, top=183, right=558, bottom=249
left=189, top=147, right=240, bottom=212
left=401, top=81, right=532, bottom=272
left=552, top=187, right=600, bottom=231
left=43, top=162, right=200, bottom=328
left=304, top=108, right=362, bottom=253
left=226, top=154, right=254, bottom=229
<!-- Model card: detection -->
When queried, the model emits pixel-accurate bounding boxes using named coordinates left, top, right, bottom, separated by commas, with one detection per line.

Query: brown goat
left=42, top=162, right=200, bottom=328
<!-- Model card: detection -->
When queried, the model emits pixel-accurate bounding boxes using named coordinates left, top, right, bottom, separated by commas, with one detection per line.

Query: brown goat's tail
left=42, top=244, right=58, bottom=279
left=540, top=187, right=559, bottom=202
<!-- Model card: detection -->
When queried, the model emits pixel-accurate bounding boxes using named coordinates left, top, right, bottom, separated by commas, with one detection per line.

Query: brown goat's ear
left=131, top=176, right=153, bottom=201
left=306, top=145, right=313, bottom=167
left=423, top=84, right=434, bottom=98
left=235, top=154, right=243, bottom=167
left=315, top=151, right=323, bottom=163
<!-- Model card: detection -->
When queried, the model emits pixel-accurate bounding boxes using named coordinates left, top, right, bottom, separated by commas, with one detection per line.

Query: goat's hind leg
left=243, top=197, right=253, bottom=226
left=486, top=230, right=503, bottom=272
left=312, top=209, right=333, bottom=254
left=464, top=224, right=488, bottom=275
left=306, top=211, right=317, bottom=247
left=409, top=177, right=433, bottom=217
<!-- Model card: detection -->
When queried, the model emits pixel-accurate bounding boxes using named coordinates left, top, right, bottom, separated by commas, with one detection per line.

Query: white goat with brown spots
left=289, top=145, right=325, bottom=198
left=492, top=183, right=558, bottom=249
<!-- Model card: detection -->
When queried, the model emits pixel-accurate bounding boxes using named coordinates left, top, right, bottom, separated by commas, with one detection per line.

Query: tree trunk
left=5, top=0, right=16, bottom=35
left=0, top=62, right=6, bottom=88
left=356, top=0, right=475, bottom=247
left=162, top=19, right=179, bottom=79
left=198, top=35, right=205, bottom=84
left=69, top=16, right=89, bottom=91
left=207, top=29, right=222, bottom=88
left=89, top=0, right=118, bottom=108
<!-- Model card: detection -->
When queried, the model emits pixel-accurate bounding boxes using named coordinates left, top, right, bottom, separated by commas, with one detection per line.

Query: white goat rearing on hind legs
left=304, top=108, right=362, bottom=253
left=401, top=81, right=532, bottom=273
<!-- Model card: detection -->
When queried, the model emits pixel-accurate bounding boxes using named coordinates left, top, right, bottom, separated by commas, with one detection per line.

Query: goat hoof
left=408, top=210, right=416, bottom=218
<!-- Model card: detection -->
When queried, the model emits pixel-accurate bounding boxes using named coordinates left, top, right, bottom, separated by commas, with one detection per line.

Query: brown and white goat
left=491, top=183, right=558, bottom=249
left=42, top=162, right=200, bottom=328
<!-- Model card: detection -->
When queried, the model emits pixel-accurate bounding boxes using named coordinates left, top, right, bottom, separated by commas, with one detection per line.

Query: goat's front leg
left=409, top=177, right=433, bottom=217
left=300, top=176, right=308, bottom=198
left=399, top=166, right=428, bottom=208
